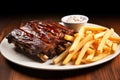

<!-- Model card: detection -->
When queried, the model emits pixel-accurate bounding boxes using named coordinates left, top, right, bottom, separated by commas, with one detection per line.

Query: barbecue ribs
left=7, top=20, right=75, bottom=62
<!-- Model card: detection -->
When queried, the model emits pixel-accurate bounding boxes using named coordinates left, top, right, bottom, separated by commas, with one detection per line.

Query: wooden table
left=0, top=14, right=120, bottom=80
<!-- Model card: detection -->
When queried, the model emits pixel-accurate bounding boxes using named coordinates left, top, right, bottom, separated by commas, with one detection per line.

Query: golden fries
left=53, top=47, right=70, bottom=64
left=84, top=25, right=107, bottom=32
left=62, top=33, right=93, bottom=65
left=64, top=35, right=74, bottom=42
left=94, top=31, right=106, bottom=39
left=109, top=36, right=120, bottom=43
left=75, top=40, right=94, bottom=65
left=90, top=53, right=109, bottom=62
left=69, top=26, right=85, bottom=52
left=112, top=43, right=118, bottom=52
left=53, top=25, right=120, bottom=65
left=97, top=28, right=114, bottom=54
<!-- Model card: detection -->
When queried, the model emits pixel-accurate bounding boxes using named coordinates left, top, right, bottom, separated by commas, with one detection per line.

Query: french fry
left=86, top=47, right=94, bottom=54
left=112, top=43, right=118, bottom=52
left=86, top=48, right=95, bottom=60
left=109, top=36, right=120, bottom=43
left=105, top=39, right=113, bottom=47
left=62, top=34, right=94, bottom=65
left=103, top=45, right=111, bottom=54
left=53, top=47, right=70, bottom=64
left=71, top=52, right=79, bottom=61
left=94, top=31, right=106, bottom=39
left=74, top=33, right=79, bottom=37
left=85, top=31, right=92, bottom=36
left=69, top=27, right=85, bottom=52
left=64, top=34, right=74, bottom=42
left=97, top=28, right=114, bottom=54
left=75, top=40, right=94, bottom=65
left=84, top=25, right=107, bottom=32
left=91, top=53, right=109, bottom=62
left=53, top=24, right=120, bottom=66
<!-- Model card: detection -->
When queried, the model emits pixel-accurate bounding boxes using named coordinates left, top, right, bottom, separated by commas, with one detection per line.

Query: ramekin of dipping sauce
left=61, top=14, right=89, bottom=32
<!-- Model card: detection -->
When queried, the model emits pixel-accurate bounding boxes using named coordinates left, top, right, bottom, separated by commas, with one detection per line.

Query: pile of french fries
left=53, top=25, right=120, bottom=65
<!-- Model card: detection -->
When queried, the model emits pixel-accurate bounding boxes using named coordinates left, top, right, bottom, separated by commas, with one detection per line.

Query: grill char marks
left=7, top=20, right=75, bottom=61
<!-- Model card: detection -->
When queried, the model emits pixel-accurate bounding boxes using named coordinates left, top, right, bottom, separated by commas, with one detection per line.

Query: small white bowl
left=61, top=14, right=89, bottom=32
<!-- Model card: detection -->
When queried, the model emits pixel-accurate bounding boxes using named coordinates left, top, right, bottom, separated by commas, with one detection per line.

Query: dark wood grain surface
left=0, top=15, right=120, bottom=80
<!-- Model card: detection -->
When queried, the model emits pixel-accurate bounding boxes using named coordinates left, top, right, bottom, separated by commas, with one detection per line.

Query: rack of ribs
left=6, top=20, right=75, bottom=62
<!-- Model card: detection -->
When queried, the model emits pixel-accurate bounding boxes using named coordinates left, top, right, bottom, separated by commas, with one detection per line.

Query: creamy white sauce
left=65, top=15, right=86, bottom=23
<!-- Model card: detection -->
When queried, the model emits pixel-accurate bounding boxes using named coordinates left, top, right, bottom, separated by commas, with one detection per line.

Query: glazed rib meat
left=7, top=20, right=74, bottom=61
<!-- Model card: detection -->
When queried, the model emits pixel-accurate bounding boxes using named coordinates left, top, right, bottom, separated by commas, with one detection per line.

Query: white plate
left=0, top=23, right=120, bottom=70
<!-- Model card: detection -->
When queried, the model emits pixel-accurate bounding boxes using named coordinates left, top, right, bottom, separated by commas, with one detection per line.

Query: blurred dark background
left=0, top=1, right=119, bottom=18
